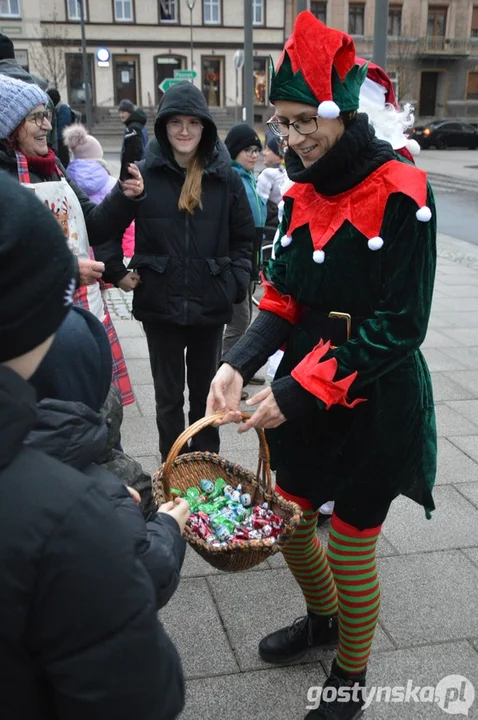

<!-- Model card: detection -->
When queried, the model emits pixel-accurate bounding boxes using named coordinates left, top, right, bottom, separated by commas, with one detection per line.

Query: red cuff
left=331, top=513, right=382, bottom=538
left=275, top=484, right=314, bottom=511
left=258, top=277, right=302, bottom=325
left=291, top=340, right=366, bottom=410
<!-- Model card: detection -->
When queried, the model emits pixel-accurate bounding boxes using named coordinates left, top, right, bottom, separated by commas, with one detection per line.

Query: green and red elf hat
left=269, top=10, right=368, bottom=118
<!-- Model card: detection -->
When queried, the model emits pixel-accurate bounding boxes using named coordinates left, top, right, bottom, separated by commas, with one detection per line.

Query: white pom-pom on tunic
left=368, top=236, right=384, bottom=251
left=416, top=206, right=432, bottom=222
left=312, top=249, right=325, bottom=263
left=317, top=101, right=340, bottom=119
left=281, top=234, right=293, bottom=247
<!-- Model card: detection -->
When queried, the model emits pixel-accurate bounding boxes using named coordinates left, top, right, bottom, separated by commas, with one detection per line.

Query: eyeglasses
left=267, top=115, right=319, bottom=138
left=26, top=110, right=53, bottom=128
left=242, top=146, right=261, bottom=157
left=166, top=118, right=203, bottom=134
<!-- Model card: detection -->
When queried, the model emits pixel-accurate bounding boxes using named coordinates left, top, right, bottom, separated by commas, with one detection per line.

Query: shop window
left=253, top=56, right=267, bottom=105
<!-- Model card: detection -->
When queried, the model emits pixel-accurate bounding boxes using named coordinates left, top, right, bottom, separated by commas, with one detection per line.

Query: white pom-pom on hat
left=312, top=249, right=325, bottom=263
left=317, top=100, right=340, bottom=119
left=281, top=234, right=293, bottom=247
left=407, top=138, right=421, bottom=156
left=368, top=236, right=384, bottom=251
left=416, top=206, right=432, bottom=222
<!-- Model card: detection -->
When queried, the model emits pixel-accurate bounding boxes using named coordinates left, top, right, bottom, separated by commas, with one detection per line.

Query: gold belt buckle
left=328, top=312, right=352, bottom=348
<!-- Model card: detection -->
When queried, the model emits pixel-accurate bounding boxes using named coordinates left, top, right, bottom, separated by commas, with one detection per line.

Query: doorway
left=419, top=71, right=439, bottom=116
left=155, top=55, right=186, bottom=104
left=113, top=55, right=139, bottom=105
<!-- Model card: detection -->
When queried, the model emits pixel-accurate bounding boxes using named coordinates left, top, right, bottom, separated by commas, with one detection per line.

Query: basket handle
left=161, top=412, right=272, bottom=500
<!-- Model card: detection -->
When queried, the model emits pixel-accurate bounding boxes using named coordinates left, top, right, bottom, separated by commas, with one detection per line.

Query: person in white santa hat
left=357, top=57, right=421, bottom=162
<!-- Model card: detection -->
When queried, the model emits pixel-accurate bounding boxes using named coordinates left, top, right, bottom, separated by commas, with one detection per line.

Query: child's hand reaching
left=158, top=498, right=190, bottom=533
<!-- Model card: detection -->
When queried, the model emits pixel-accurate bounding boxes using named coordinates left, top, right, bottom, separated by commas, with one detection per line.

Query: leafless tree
left=29, top=12, right=68, bottom=89
left=388, top=36, right=419, bottom=103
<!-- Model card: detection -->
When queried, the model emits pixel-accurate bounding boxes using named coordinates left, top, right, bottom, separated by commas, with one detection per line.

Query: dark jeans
left=143, top=321, right=223, bottom=462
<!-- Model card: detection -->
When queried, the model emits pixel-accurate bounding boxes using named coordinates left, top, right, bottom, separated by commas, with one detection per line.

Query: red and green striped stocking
left=327, top=514, right=382, bottom=674
left=281, top=506, right=339, bottom=616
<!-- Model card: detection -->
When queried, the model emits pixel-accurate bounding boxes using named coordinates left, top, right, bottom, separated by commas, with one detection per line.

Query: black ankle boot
left=258, top=613, right=338, bottom=664
left=305, top=659, right=367, bottom=719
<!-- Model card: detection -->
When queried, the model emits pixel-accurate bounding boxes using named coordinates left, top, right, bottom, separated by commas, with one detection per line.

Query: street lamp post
left=296, top=0, right=308, bottom=12
left=244, top=0, right=253, bottom=125
left=78, top=0, right=92, bottom=131
left=373, top=0, right=389, bottom=70
left=186, top=0, right=197, bottom=73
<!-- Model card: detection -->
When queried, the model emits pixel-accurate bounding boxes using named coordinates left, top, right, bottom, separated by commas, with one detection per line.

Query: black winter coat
left=121, top=109, right=147, bottom=161
left=97, top=82, right=255, bottom=326
left=25, top=396, right=186, bottom=610
left=0, top=142, right=141, bottom=250
left=0, top=367, right=184, bottom=719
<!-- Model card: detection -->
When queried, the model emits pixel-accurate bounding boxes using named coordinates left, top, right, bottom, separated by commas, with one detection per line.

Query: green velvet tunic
left=265, top=182, right=437, bottom=518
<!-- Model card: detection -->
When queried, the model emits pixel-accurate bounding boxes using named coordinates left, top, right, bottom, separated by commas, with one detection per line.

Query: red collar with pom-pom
left=283, top=159, right=428, bottom=252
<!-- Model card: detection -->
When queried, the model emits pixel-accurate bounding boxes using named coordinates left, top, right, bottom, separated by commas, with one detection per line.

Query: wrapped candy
left=185, top=477, right=286, bottom=544
left=240, top=493, right=252, bottom=507
left=209, top=478, right=227, bottom=500
left=199, top=478, right=215, bottom=495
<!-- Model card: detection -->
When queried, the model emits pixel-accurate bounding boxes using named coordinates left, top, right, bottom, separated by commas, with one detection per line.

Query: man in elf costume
left=207, top=11, right=437, bottom=720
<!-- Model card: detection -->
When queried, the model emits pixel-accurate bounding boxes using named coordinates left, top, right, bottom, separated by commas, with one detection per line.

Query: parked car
left=412, top=121, right=478, bottom=149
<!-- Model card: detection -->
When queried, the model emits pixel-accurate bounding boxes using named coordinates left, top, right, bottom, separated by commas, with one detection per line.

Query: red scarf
left=22, top=147, right=58, bottom=178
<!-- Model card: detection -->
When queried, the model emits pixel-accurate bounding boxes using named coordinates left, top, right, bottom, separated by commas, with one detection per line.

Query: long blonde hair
left=178, top=153, right=204, bottom=214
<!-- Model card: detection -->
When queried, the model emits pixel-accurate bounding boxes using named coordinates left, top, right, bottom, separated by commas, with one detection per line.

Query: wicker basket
left=152, top=412, right=303, bottom=572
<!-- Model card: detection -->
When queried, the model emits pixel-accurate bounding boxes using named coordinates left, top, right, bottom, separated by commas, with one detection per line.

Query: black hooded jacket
left=28, top=306, right=186, bottom=607
left=0, top=366, right=184, bottom=719
left=121, top=108, right=148, bottom=161
left=25, top=397, right=186, bottom=610
left=98, top=82, right=255, bottom=326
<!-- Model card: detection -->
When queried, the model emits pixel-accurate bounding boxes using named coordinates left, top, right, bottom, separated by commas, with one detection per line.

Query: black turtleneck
left=285, top=113, right=396, bottom=196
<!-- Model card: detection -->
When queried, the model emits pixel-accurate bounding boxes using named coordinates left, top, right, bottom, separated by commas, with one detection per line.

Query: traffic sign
left=234, top=50, right=245, bottom=70
left=158, top=78, right=184, bottom=93
left=174, top=69, right=197, bottom=79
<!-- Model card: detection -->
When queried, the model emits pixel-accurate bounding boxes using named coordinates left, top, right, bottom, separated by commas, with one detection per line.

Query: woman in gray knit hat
left=0, top=73, right=144, bottom=406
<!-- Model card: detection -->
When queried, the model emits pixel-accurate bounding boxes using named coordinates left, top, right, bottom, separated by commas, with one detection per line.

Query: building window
left=388, top=6, right=402, bottom=36
left=467, top=71, right=478, bottom=99
left=348, top=4, right=365, bottom=35
left=310, top=1, right=326, bottom=24
left=67, top=0, right=87, bottom=21
left=159, top=0, right=177, bottom=22
left=387, top=69, right=399, bottom=100
left=472, top=6, right=478, bottom=37
left=252, top=0, right=264, bottom=25
left=203, top=0, right=220, bottom=24
left=427, top=6, right=447, bottom=46
left=0, top=0, right=20, bottom=17
left=14, top=48, right=28, bottom=70
left=115, top=0, right=133, bottom=22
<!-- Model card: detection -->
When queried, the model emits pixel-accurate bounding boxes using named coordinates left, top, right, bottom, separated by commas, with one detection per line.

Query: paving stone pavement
left=109, top=250, right=478, bottom=720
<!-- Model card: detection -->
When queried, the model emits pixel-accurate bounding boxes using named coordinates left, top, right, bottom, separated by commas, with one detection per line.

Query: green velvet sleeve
left=332, top=187, right=437, bottom=391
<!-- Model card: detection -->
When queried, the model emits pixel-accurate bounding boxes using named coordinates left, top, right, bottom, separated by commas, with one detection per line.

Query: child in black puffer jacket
left=28, top=305, right=189, bottom=609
